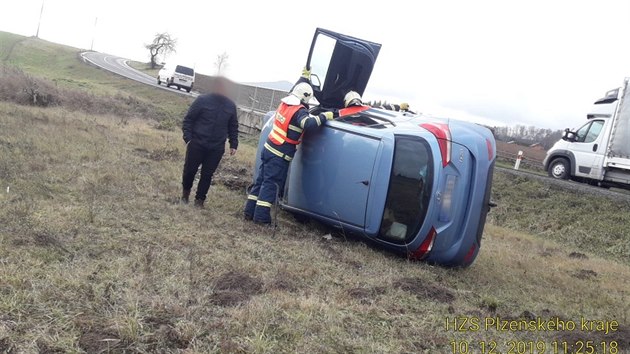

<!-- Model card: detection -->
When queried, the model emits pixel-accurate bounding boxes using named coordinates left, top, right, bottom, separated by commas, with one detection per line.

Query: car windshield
left=379, top=136, right=433, bottom=244
left=175, top=65, right=194, bottom=76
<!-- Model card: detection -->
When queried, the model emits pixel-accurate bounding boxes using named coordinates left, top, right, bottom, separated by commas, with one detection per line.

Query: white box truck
left=543, top=78, right=630, bottom=189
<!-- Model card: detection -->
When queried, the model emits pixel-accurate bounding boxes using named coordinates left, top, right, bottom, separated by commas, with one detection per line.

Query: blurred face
left=211, top=77, right=238, bottom=100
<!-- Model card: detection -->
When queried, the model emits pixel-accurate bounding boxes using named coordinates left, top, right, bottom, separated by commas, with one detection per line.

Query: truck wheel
left=548, top=158, right=570, bottom=180
left=186, top=87, right=191, bottom=93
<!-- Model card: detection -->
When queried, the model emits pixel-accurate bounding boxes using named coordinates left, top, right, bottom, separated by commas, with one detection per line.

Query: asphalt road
left=80, top=51, right=198, bottom=98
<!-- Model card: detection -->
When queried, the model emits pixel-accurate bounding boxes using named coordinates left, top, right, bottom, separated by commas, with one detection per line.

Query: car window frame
left=377, top=134, right=434, bottom=244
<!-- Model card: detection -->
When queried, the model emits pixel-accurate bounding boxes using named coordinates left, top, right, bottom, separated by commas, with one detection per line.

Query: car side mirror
left=562, top=128, right=577, bottom=142
left=310, top=74, right=321, bottom=90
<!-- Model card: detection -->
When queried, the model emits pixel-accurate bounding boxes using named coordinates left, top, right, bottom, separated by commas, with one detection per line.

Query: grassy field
left=1, top=31, right=629, bottom=353
left=0, top=32, right=192, bottom=127
left=127, top=61, right=161, bottom=79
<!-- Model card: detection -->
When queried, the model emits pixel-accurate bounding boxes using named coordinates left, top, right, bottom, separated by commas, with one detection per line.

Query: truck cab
left=544, top=83, right=630, bottom=188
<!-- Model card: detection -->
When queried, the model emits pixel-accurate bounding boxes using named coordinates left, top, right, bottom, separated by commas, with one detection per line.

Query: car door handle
left=359, top=180, right=369, bottom=186
left=593, top=144, right=598, bottom=152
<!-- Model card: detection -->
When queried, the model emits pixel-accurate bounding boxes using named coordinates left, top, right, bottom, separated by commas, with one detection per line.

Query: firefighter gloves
left=301, top=67, right=311, bottom=80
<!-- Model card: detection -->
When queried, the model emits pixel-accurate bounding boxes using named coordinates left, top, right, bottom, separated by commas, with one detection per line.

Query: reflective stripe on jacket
left=264, top=142, right=293, bottom=161
left=268, top=103, right=305, bottom=146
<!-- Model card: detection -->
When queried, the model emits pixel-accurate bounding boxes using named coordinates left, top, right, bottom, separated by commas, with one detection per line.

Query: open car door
left=306, top=28, right=381, bottom=109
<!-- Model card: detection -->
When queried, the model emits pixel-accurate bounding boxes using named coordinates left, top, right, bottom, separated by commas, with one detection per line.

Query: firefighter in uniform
left=244, top=80, right=336, bottom=224
left=340, top=91, right=410, bottom=115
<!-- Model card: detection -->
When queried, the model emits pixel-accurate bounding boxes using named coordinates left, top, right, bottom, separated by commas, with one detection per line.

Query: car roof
left=335, top=108, right=494, bottom=155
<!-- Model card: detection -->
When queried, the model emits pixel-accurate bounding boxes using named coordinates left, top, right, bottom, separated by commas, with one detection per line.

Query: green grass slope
left=0, top=31, right=192, bottom=123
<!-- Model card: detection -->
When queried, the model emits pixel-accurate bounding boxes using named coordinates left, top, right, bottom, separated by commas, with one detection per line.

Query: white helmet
left=281, top=82, right=313, bottom=105
left=344, top=91, right=362, bottom=107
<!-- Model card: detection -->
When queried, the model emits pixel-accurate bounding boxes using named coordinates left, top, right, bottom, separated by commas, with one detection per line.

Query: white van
left=157, top=64, right=195, bottom=93
left=544, top=80, right=630, bottom=189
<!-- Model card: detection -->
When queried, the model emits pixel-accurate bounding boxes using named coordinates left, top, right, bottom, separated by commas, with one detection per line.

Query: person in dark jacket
left=181, top=78, right=238, bottom=208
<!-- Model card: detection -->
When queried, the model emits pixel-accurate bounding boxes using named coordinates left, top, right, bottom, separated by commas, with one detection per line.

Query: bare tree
left=145, top=33, right=177, bottom=69
left=214, top=52, right=229, bottom=75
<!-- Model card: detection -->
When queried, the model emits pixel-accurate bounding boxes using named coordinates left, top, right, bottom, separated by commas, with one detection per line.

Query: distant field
left=0, top=32, right=192, bottom=125
left=0, top=31, right=629, bottom=353
left=127, top=60, right=161, bottom=78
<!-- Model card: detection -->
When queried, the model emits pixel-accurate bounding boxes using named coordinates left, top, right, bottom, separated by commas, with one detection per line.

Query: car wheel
left=157, top=77, right=161, bottom=85
left=548, top=158, right=570, bottom=179
left=186, top=88, right=191, bottom=93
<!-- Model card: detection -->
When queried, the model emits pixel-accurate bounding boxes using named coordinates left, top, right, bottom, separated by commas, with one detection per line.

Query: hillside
left=0, top=31, right=629, bottom=353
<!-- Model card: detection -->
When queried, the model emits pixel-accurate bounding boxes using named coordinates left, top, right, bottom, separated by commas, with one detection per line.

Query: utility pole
left=90, top=17, right=98, bottom=51
left=35, top=0, right=45, bottom=38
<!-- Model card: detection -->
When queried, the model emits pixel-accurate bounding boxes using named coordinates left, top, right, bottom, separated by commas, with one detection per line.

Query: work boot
left=243, top=199, right=256, bottom=221
left=181, top=189, right=191, bottom=204
left=194, top=199, right=204, bottom=208
left=252, top=204, right=272, bottom=225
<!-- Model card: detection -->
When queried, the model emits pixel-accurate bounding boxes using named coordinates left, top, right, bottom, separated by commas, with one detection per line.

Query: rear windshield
left=379, top=136, right=433, bottom=244
left=175, top=65, right=194, bottom=76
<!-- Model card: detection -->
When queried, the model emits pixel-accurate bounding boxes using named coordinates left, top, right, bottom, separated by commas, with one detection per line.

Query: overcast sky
left=3, top=0, right=630, bottom=129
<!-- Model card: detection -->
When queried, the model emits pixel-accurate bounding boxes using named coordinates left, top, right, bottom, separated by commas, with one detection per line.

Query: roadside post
left=514, top=151, right=523, bottom=170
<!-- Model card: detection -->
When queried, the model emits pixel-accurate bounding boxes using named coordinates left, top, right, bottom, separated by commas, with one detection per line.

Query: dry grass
left=489, top=172, right=630, bottom=264
left=0, top=65, right=169, bottom=123
left=1, top=29, right=629, bottom=354
left=1, top=99, right=629, bottom=353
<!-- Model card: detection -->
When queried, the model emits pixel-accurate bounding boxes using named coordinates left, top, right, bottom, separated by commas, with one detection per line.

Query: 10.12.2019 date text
left=449, top=339, right=619, bottom=354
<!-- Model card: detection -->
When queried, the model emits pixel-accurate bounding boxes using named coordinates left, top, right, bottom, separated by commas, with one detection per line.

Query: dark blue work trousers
left=244, top=149, right=290, bottom=223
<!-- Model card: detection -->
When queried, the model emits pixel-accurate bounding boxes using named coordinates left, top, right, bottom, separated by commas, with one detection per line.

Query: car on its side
left=254, top=28, right=496, bottom=267
left=157, top=64, right=195, bottom=93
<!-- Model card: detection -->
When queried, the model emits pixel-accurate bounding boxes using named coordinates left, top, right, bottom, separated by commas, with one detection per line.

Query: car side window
left=379, top=136, right=433, bottom=244
left=584, top=120, right=604, bottom=143
left=574, top=122, right=591, bottom=142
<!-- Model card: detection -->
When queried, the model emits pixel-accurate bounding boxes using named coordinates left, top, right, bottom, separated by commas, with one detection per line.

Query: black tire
left=157, top=76, right=161, bottom=85
left=548, top=158, right=570, bottom=180
left=186, top=88, right=191, bottom=93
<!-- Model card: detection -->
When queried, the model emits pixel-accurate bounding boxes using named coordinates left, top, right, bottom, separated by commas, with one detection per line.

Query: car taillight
left=438, top=175, right=457, bottom=222
left=463, top=243, right=477, bottom=264
left=420, top=123, right=452, bottom=167
left=408, top=227, right=436, bottom=260
left=486, top=138, right=494, bottom=161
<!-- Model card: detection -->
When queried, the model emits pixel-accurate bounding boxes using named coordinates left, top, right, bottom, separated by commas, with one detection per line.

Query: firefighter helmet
left=281, top=82, right=313, bottom=105
left=344, top=91, right=362, bottom=107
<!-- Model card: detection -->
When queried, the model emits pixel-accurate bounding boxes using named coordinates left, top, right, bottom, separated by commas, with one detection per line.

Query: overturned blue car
left=253, top=28, right=496, bottom=267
